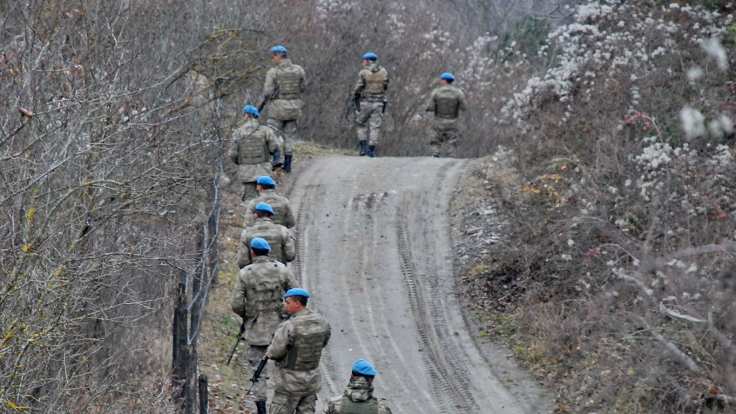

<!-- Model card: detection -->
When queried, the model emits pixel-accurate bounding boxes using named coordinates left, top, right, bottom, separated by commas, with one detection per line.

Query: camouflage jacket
left=426, top=85, right=466, bottom=120
left=325, top=377, right=392, bottom=414
left=244, top=189, right=296, bottom=229
left=228, top=119, right=281, bottom=182
left=353, top=64, right=389, bottom=101
left=267, top=308, right=331, bottom=395
left=230, top=256, right=296, bottom=346
left=237, top=217, right=295, bottom=268
left=264, top=59, right=306, bottom=121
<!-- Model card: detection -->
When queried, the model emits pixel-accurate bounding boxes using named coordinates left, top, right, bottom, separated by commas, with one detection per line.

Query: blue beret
left=362, top=52, right=378, bottom=61
left=256, top=176, right=276, bottom=187
left=243, top=104, right=260, bottom=118
left=352, top=359, right=378, bottom=376
left=440, top=72, right=455, bottom=82
left=250, top=237, right=271, bottom=251
left=283, top=288, right=311, bottom=299
left=271, top=45, right=288, bottom=54
left=255, top=202, right=274, bottom=215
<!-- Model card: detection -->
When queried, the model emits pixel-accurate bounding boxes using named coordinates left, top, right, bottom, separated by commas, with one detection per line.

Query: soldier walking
left=352, top=52, right=389, bottom=158
left=266, top=288, right=331, bottom=414
left=238, top=203, right=295, bottom=268
left=229, top=105, right=282, bottom=200
left=261, top=45, right=306, bottom=174
left=325, top=359, right=393, bottom=414
left=244, top=176, right=296, bottom=229
left=231, top=237, right=296, bottom=414
left=426, top=72, right=466, bottom=158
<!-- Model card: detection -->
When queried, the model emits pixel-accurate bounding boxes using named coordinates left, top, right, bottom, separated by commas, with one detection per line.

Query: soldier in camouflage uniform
left=266, top=288, right=331, bottom=414
left=231, top=237, right=296, bottom=414
left=244, top=176, right=296, bottom=229
left=325, top=359, right=392, bottom=414
left=229, top=105, right=282, bottom=200
left=352, top=52, right=389, bottom=158
left=261, top=45, right=306, bottom=174
left=237, top=203, right=295, bottom=269
left=426, top=72, right=466, bottom=158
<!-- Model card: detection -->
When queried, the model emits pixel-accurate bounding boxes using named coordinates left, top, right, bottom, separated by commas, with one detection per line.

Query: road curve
left=288, top=156, right=545, bottom=414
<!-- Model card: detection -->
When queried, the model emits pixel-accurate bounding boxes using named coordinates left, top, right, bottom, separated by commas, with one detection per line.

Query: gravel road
left=287, top=156, right=549, bottom=414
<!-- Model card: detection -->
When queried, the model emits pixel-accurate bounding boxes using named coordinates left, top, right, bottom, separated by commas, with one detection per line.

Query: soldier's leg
left=445, top=126, right=460, bottom=158
left=282, top=120, right=297, bottom=173
left=269, top=390, right=299, bottom=414
left=242, top=181, right=258, bottom=201
left=294, top=393, right=317, bottom=414
left=429, top=125, right=442, bottom=157
left=367, top=104, right=383, bottom=158
left=246, top=346, right=269, bottom=406
left=355, top=106, right=371, bottom=155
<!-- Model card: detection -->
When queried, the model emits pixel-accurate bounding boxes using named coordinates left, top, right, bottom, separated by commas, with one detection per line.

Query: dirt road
left=288, top=156, right=549, bottom=413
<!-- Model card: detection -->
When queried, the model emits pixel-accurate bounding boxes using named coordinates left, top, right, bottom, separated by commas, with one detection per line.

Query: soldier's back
left=245, top=192, right=296, bottom=228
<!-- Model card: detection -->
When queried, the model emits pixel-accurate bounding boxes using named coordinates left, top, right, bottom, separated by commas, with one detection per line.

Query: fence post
left=198, top=374, right=209, bottom=414
left=173, top=270, right=192, bottom=413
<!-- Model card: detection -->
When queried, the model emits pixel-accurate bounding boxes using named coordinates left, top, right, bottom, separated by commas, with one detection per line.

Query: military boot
left=283, top=154, right=293, bottom=173
left=367, top=145, right=377, bottom=158
left=255, top=400, right=267, bottom=414
left=358, top=140, right=368, bottom=156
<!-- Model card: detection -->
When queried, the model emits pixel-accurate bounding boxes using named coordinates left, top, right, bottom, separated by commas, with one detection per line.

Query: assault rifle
left=343, top=94, right=359, bottom=124
left=226, top=319, right=246, bottom=365
left=257, top=84, right=280, bottom=113
left=247, top=357, right=269, bottom=394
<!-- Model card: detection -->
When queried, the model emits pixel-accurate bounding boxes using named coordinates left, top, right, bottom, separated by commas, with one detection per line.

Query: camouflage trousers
left=429, top=119, right=460, bottom=158
left=267, top=118, right=298, bottom=156
left=247, top=345, right=270, bottom=402
left=355, top=101, right=384, bottom=146
left=268, top=390, right=317, bottom=414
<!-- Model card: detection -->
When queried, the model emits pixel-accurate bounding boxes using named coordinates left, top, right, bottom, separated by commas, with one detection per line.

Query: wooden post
left=173, top=270, right=192, bottom=414
left=198, top=374, right=209, bottom=414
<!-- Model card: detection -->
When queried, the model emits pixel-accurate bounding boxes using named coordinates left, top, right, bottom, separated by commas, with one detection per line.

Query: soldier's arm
left=425, top=90, right=436, bottom=112
left=352, top=71, right=366, bottom=97
left=266, top=129, right=281, bottom=155
left=229, top=130, right=241, bottom=165
left=383, top=69, right=389, bottom=92
left=236, top=230, right=252, bottom=269
left=283, top=204, right=296, bottom=229
left=283, top=228, right=296, bottom=262
left=230, top=270, right=247, bottom=317
left=299, top=66, right=306, bottom=94
left=283, top=267, right=297, bottom=291
left=458, top=90, right=468, bottom=112
left=243, top=202, right=256, bottom=228
left=266, top=321, right=291, bottom=360
left=263, top=69, right=276, bottom=98
left=378, top=400, right=393, bottom=414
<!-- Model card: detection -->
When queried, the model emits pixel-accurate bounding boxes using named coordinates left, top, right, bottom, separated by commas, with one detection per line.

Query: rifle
left=226, top=319, right=246, bottom=365
left=247, top=357, right=269, bottom=394
left=257, top=84, right=280, bottom=112
left=381, top=97, right=388, bottom=114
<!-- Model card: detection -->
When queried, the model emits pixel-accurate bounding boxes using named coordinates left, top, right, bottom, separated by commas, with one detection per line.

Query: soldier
left=266, top=288, right=331, bottom=414
left=325, top=359, right=392, bottom=414
left=244, top=176, right=296, bottom=229
left=237, top=203, right=295, bottom=269
left=229, top=105, right=283, bottom=201
left=352, top=51, right=389, bottom=158
left=426, top=72, right=467, bottom=158
left=261, top=45, right=306, bottom=174
left=231, top=237, right=296, bottom=414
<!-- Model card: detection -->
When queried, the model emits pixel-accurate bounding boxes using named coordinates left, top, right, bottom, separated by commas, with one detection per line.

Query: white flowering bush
left=477, top=1, right=736, bottom=412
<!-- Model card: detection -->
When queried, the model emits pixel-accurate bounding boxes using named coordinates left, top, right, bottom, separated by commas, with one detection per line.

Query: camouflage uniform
left=237, top=217, right=296, bottom=268
left=426, top=85, right=466, bottom=158
left=264, top=59, right=306, bottom=157
left=230, top=256, right=296, bottom=401
left=325, top=377, right=392, bottom=414
left=353, top=63, right=389, bottom=148
left=244, top=189, right=297, bottom=229
left=229, top=119, right=282, bottom=200
left=267, top=308, right=331, bottom=414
